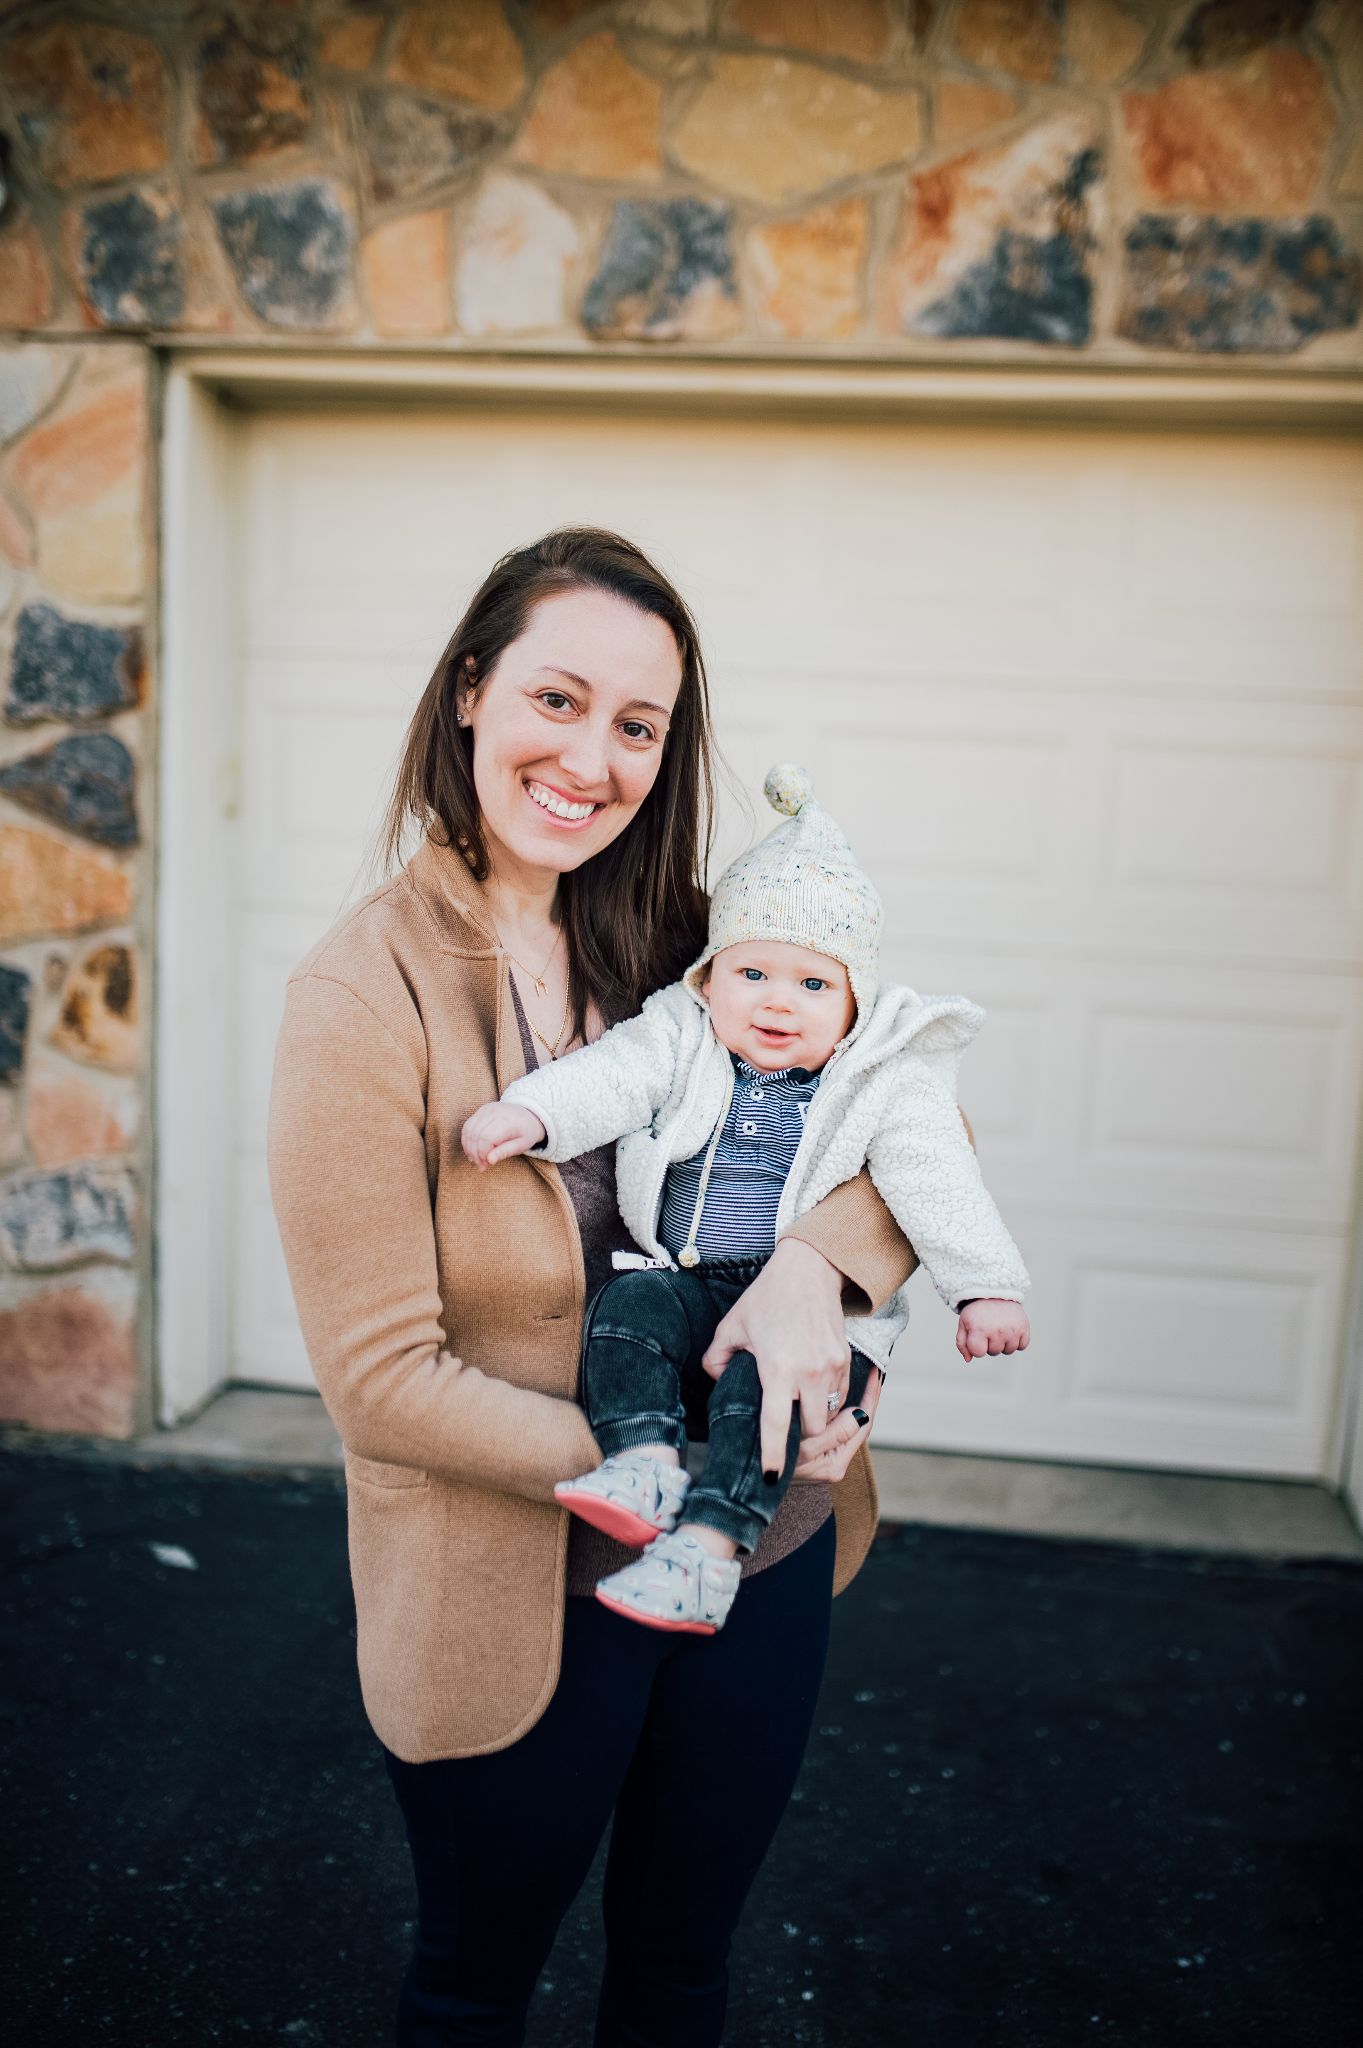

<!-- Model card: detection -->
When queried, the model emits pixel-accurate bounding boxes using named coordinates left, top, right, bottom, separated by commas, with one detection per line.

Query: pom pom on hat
left=763, top=763, right=813, bottom=818
left=684, top=759, right=882, bottom=1024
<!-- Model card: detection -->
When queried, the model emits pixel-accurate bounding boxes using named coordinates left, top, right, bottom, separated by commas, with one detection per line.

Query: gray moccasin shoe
left=555, top=1452, right=691, bottom=1548
left=594, top=1528, right=743, bottom=1635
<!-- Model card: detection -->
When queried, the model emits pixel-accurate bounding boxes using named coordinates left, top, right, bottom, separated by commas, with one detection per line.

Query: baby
left=462, top=766, right=1031, bottom=1635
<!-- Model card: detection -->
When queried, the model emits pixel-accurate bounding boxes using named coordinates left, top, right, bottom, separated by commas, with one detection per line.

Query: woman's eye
left=619, top=720, right=655, bottom=743
left=538, top=691, right=573, bottom=712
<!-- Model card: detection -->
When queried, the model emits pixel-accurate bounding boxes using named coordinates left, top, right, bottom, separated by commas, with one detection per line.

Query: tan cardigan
left=267, top=840, right=915, bottom=1763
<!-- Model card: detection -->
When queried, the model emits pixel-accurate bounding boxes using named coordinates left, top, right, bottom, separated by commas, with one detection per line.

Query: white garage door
left=229, top=402, right=1363, bottom=1479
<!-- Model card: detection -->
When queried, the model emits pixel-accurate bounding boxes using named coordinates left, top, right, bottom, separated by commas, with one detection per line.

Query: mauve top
left=508, top=980, right=833, bottom=1595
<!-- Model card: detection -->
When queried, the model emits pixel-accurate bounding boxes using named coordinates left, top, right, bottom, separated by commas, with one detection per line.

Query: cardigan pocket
left=344, top=1448, right=429, bottom=1490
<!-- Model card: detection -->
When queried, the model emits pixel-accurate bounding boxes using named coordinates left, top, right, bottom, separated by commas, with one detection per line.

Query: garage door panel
left=228, top=406, right=1363, bottom=1478
left=889, top=1215, right=1344, bottom=1476
left=241, top=708, right=402, bottom=912
left=755, top=684, right=1363, bottom=965
left=888, top=946, right=1362, bottom=1233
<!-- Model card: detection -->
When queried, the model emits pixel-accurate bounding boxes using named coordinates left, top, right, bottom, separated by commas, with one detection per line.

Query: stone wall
left=0, top=341, right=147, bottom=1435
left=1, top=0, right=1361, bottom=355
left=0, top=0, right=1360, bottom=1438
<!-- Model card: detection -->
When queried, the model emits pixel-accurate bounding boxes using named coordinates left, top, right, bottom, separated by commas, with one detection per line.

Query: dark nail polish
left=852, top=1408, right=869, bottom=1426
left=763, top=1469, right=779, bottom=1485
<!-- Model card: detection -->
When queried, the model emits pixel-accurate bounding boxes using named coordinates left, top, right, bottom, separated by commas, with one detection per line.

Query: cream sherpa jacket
left=504, top=978, right=1030, bottom=1372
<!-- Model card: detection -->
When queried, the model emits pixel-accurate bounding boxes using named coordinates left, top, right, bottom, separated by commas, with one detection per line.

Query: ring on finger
left=826, top=1391, right=843, bottom=1415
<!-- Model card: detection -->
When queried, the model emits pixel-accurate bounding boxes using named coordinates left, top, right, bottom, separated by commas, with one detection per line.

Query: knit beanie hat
left=683, top=764, right=882, bottom=1021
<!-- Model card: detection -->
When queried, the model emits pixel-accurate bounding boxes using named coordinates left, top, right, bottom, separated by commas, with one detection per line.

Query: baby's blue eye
left=742, top=968, right=764, bottom=981
left=801, top=977, right=827, bottom=992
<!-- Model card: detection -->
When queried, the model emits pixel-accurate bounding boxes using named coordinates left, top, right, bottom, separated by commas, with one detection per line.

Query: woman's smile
left=521, top=775, right=606, bottom=827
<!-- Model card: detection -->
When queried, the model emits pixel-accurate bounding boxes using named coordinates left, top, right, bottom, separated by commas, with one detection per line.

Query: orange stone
left=49, top=943, right=139, bottom=1071
left=750, top=196, right=869, bottom=339
left=670, top=53, right=920, bottom=205
left=954, top=0, right=1060, bottom=84
left=1065, top=0, right=1147, bottom=86
left=388, top=0, right=526, bottom=111
left=513, top=34, right=663, bottom=180
left=1123, top=51, right=1336, bottom=211
left=362, top=211, right=451, bottom=337
left=319, top=12, right=385, bottom=69
left=38, top=482, right=145, bottom=608
left=0, top=828, right=132, bottom=945
left=0, top=1281, right=137, bottom=1437
left=0, top=492, right=34, bottom=570
left=0, top=217, right=54, bottom=329
left=934, top=78, right=1019, bottom=146
left=0, top=23, right=169, bottom=187
left=24, top=1055, right=138, bottom=1169
left=721, top=0, right=895, bottom=64
left=13, top=371, right=146, bottom=521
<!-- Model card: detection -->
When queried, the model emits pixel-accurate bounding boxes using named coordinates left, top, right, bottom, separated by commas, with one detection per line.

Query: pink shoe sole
left=594, top=1589, right=717, bottom=1635
left=554, top=1485, right=666, bottom=1549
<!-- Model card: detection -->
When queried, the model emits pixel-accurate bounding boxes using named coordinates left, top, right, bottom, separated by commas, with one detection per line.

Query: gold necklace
left=525, top=984, right=571, bottom=1061
left=495, top=920, right=562, bottom=1000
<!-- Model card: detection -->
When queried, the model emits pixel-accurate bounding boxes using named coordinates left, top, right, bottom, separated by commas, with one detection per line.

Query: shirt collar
left=733, top=1054, right=818, bottom=1087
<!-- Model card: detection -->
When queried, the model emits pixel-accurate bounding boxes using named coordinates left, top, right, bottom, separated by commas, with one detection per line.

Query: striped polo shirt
left=658, top=1055, right=822, bottom=1264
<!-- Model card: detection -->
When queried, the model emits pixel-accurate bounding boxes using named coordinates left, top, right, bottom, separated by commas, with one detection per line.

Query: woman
left=267, top=528, right=915, bottom=2046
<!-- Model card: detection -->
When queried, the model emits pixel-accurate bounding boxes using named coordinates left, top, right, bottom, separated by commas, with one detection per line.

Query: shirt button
left=748, top=1086, right=764, bottom=1101
left=741, top=1120, right=758, bottom=1135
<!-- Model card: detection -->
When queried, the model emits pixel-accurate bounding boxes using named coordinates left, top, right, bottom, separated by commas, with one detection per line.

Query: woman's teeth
left=525, top=779, right=599, bottom=822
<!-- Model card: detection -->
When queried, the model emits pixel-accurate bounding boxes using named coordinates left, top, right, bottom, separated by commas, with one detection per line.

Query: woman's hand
left=790, top=1362, right=882, bottom=1483
left=701, top=1235, right=853, bottom=1480
left=461, top=1102, right=547, bottom=1170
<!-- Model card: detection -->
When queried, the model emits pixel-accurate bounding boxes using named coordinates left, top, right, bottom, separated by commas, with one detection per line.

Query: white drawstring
left=677, top=1063, right=736, bottom=1269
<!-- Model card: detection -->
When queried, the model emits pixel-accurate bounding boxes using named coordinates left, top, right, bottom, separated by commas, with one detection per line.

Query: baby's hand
left=461, top=1102, right=547, bottom=1170
left=956, top=1298, right=1031, bottom=1362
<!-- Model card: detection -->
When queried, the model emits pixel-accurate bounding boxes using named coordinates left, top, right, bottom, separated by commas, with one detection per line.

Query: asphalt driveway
left=2, top=1450, right=1359, bottom=2047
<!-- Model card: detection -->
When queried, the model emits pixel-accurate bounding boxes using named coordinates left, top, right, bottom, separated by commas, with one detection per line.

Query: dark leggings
left=382, top=1511, right=836, bottom=2047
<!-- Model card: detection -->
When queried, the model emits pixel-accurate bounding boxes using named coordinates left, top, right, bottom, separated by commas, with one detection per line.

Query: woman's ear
left=456, top=656, right=477, bottom=728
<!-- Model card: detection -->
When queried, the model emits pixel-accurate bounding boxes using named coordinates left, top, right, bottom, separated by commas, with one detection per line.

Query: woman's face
left=461, top=587, right=684, bottom=883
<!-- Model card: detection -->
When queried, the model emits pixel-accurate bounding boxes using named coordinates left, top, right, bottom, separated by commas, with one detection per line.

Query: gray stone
left=357, top=88, right=498, bottom=206
left=0, top=962, right=32, bottom=1084
left=77, top=190, right=185, bottom=329
left=0, top=734, right=138, bottom=846
left=4, top=604, right=141, bottom=726
left=1120, top=214, right=1363, bottom=355
left=912, top=147, right=1101, bottom=348
left=0, top=1163, right=137, bottom=1268
left=581, top=198, right=737, bottom=340
left=211, top=178, right=354, bottom=330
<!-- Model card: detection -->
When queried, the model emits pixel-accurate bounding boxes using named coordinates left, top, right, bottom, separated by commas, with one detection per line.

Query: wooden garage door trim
left=156, top=355, right=1363, bottom=1521
left=178, top=347, right=1363, bottom=431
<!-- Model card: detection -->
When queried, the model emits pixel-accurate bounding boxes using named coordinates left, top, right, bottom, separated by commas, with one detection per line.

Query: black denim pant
left=580, top=1257, right=872, bottom=1553
left=383, top=1512, right=835, bottom=2047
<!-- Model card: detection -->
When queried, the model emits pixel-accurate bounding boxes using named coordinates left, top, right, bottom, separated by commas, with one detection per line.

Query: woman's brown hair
left=380, top=527, right=715, bottom=1038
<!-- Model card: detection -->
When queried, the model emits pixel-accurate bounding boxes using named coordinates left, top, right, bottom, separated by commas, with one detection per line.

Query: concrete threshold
left=5, top=1385, right=1360, bottom=1562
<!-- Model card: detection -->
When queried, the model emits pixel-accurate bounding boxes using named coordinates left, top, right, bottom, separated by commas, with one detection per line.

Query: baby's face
left=703, top=941, right=856, bottom=1073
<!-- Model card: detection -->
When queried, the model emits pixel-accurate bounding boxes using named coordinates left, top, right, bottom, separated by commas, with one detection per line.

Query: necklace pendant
left=532, top=976, right=548, bottom=998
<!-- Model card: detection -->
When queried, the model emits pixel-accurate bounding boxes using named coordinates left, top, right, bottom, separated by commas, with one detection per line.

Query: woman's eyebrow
left=535, top=667, right=672, bottom=719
